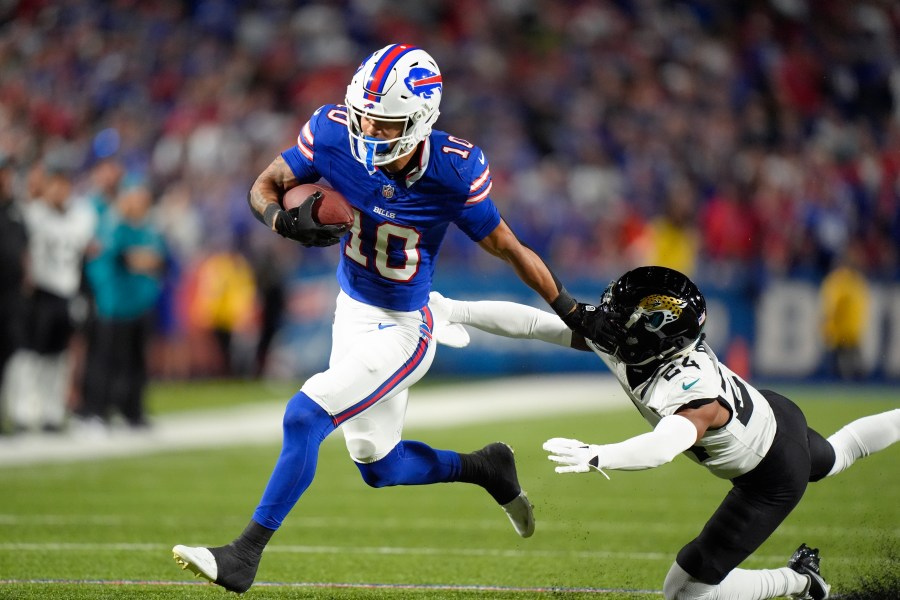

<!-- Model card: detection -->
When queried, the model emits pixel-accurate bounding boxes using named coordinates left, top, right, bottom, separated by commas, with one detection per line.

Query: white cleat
left=173, top=545, right=218, bottom=583
left=502, top=492, right=535, bottom=538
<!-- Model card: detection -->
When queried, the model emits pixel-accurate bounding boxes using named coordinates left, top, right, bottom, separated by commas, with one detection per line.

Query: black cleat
left=788, top=543, right=831, bottom=600
left=173, top=543, right=260, bottom=593
left=470, top=442, right=534, bottom=538
left=471, top=442, right=521, bottom=504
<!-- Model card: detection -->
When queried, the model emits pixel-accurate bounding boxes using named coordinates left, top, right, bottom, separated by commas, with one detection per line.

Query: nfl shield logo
left=381, top=185, right=395, bottom=199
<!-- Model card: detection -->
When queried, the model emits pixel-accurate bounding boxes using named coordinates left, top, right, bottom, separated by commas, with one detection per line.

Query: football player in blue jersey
left=428, top=266, right=900, bottom=600
left=173, top=44, right=610, bottom=592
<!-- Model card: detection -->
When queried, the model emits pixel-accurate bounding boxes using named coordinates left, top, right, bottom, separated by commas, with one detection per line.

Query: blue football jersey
left=281, top=104, right=501, bottom=311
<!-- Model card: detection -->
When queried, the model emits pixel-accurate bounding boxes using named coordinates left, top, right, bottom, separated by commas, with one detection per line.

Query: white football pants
left=301, top=291, right=437, bottom=463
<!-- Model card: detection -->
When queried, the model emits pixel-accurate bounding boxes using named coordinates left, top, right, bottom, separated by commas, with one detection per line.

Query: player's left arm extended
left=543, top=402, right=721, bottom=476
left=477, top=219, right=605, bottom=341
left=429, top=291, right=577, bottom=349
left=477, top=219, right=561, bottom=304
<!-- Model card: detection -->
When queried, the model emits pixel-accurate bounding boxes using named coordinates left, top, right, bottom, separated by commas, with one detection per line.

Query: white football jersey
left=589, top=339, right=776, bottom=480
left=23, top=196, right=96, bottom=298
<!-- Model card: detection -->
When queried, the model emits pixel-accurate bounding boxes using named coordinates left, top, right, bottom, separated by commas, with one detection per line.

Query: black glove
left=576, top=303, right=625, bottom=354
left=267, top=191, right=348, bottom=247
left=559, top=302, right=596, bottom=338
left=558, top=299, right=623, bottom=354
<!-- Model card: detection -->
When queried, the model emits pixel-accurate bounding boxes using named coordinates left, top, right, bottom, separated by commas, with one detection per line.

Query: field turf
left=0, top=380, right=897, bottom=599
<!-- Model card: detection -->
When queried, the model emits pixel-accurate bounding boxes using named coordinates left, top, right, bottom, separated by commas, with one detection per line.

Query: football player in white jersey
left=429, top=266, right=900, bottom=600
left=4, top=162, right=96, bottom=433
left=173, top=45, right=607, bottom=592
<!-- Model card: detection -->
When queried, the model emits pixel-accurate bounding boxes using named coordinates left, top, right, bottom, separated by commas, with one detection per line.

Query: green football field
left=0, top=379, right=897, bottom=599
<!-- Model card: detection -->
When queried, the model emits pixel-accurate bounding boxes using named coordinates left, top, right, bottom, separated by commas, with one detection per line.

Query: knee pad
left=346, top=436, right=379, bottom=464
left=343, top=416, right=389, bottom=463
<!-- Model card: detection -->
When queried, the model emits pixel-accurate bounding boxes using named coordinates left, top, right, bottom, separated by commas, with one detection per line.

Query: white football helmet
left=345, top=44, right=442, bottom=172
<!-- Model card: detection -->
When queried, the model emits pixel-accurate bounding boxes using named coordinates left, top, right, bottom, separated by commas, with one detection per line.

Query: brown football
left=282, top=183, right=354, bottom=227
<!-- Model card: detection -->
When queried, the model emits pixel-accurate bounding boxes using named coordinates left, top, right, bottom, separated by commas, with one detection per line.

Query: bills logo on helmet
left=405, top=68, right=442, bottom=99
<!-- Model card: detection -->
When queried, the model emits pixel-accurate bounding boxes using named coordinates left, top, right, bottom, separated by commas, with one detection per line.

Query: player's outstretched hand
left=428, top=291, right=471, bottom=348
left=272, top=191, right=348, bottom=247
left=562, top=303, right=623, bottom=353
left=560, top=302, right=598, bottom=339
left=542, top=438, right=609, bottom=478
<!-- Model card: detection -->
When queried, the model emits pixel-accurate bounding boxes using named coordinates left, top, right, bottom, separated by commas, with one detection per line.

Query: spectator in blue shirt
left=78, top=185, right=166, bottom=431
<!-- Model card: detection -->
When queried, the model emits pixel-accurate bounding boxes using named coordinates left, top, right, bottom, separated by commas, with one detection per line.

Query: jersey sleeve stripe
left=296, top=122, right=314, bottom=160
left=469, top=166, right=491, bottom=192
left=466, top=181, right=492, bottom=205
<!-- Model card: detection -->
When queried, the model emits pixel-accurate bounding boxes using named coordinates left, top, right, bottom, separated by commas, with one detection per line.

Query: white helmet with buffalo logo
left=345, top=44, right=442, bottom=172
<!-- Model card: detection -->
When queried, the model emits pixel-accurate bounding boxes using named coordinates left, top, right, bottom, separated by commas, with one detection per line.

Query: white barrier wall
left=754, top=281, right=900, bottom=378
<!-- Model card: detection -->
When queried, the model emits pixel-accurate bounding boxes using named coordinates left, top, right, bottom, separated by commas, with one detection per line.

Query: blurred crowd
left=1, top=0, right=899, bottom=430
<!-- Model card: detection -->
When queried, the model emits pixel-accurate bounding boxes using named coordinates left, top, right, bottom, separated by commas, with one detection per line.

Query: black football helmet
left=599, top=266, right=706, bottom=365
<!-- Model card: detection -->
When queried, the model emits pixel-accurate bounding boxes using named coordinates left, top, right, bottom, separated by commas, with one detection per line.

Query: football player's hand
left=542, top=438, right=609, bottom=478
left=428, top=291, right=471, bottom=348
left=271, top=191, right=348, bottom=247
left=560, top=302, right=596, bottom=338
left=560, top=302, right=623, bottom=354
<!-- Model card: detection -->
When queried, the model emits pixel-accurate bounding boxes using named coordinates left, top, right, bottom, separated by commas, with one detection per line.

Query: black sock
left=233, top=520, right=275, bottom=556
left=457, top=451, right=486, bottom=486
left=458, top=452, right=510, bottom=503
left=456, top=445, right=519, bottom=504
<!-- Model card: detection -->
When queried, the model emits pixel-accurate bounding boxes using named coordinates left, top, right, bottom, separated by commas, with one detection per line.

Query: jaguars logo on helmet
left=604, top=266, right=706, bottom=366
left=628, top=294, right=689, bottom=332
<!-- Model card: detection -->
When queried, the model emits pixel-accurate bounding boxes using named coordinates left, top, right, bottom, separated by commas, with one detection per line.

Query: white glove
left=429, top=291, right=470, bottom=348
left=542, top=437, right=610, bottom=479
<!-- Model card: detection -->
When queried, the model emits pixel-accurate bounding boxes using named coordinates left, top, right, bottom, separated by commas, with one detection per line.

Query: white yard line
left=0, top=513, right=892, bottom=539
left=0, top=541, right=888, bottom=567
left=0, top=375, right=624, bottom=467
left=0, top=576, right=660, bottom=595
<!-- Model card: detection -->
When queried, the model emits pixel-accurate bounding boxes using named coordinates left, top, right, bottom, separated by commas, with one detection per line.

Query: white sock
left=714, top=567, right=809, bottom=599
left=5, top=350, right=40, bottom=428
left=663, top=562, right=808, bottom=600
left=38, top=351, right=70, bottom=428
left=827, top=409, right=900, bottom=477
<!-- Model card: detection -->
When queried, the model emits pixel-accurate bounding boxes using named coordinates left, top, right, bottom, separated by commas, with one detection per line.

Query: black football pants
left=80, top=314, right=152, bottom=426
left=675, top=391, right=836, bottom=584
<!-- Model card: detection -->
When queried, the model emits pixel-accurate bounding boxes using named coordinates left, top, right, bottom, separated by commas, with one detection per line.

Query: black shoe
left=173, top=543, right=260, bottom=593
left=788, top=543, right=831, bottom=600
left=470, top=442, right=521, bottom=505
left=467, top=442, right=534, bottom=538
